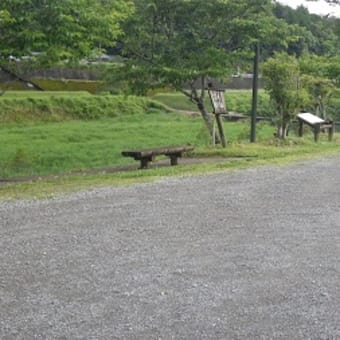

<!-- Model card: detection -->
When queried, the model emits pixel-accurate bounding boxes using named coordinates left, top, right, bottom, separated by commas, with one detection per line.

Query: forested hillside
left=273, top=2, right=340, bottom=56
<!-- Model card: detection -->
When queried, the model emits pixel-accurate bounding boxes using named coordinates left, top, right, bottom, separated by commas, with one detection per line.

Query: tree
left=299, top=54, right=340, bottom=87
left=117, top=0, right=290, bottom=140
left=307, top=0, right=340, bottom=4
left=302, top=75, right=334, bottom=119
left=273, top=2, right=340, bottom=56
left=262, top=53, right=309, bottom=139
left=0, top=0, right=133, bottom=87
left=299, top=54, right=338, bottom=119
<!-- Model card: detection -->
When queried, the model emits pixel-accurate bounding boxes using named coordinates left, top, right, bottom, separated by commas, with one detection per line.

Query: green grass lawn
left=1, top=90, right=340, bottom=200
left=0, top=113, right=276, bottom=178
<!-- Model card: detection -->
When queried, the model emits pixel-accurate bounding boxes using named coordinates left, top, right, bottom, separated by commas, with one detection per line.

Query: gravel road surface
left=1, top=155, right=340, bottom=339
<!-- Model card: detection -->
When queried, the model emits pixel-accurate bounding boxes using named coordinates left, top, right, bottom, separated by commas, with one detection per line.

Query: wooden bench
left=297, top=113, right=335, bottom=142
left=122, top=145, right=194, bottom=169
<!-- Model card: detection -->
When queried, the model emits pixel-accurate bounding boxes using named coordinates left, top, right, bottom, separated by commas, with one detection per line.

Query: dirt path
left=1, top=155, right=340, bottom=339
left=0, top=156, right=230, bottom=184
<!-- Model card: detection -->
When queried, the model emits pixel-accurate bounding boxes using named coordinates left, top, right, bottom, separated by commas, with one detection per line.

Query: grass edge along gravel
left=1, top=142, right=339, bottom=201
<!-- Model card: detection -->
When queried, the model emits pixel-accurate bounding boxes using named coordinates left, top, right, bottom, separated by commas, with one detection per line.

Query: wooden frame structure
left=297, top=113, right=335, bottom=142
left=208, top=88, right=227, bottom=147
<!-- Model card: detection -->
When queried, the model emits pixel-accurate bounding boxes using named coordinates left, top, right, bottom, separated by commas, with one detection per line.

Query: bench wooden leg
left=328, top=122, right=335, bottom=141
left=314, top=124, right=321, bottom=142
left=167, top=152, right=182, bottom=166
left=139, top=157, right=153, bottom=169
left=298, top=119, right=303, bottom=137
left=170, top=155, right=178, bottom=166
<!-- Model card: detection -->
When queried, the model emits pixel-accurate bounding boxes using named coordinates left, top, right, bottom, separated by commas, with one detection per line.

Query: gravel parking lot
left=1, top=155, right=340, bottom=339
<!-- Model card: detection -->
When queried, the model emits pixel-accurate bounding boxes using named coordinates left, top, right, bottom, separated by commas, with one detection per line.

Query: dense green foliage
left=0, top=0, right=133, bottom=64
left=0, top=0, right=134, bottom=91
left=113, top=0, right=291, bottom=138
left=299, top=54, right=340, bottom=88
left=273, top=2, right=340, bottom=56
left=120, top=0, right=279, bottom=89
left=262, top=53, right=309, bottom=137
left=260, top=52, right=340, bottom=130
left=116, top=0, right=340, bottom=92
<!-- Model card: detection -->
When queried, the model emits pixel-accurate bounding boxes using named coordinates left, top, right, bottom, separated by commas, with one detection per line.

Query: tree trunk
left=276, top=111, right=290, bottom=139
left=180, top=77, right=219, bottom=144
left=277, top=124, right=288, bottom=139
left=0, top=65, right=44, bottom=91
left=196, top=97, right=215, bottom=138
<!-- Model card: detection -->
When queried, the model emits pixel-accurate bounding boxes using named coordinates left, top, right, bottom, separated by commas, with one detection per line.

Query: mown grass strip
left=0, top=91, right=339, bottom=200
left=0, top=116, right=275, bottom=179
left=1, top=139, right=339, bottom=200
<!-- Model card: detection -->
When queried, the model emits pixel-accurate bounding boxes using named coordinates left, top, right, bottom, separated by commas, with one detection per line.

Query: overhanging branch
left=0, top=64, right=44, bottom=91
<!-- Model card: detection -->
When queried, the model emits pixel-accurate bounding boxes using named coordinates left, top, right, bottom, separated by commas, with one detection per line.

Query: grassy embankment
left=0, top=90, right=339, bottom=199
left=152, top=90, right=273, bottom=117
left=152, top=89, right=340, bottom=121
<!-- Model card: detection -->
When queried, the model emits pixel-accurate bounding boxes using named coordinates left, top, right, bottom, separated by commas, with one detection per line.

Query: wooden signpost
left=208, top=88, right=227, bottom=148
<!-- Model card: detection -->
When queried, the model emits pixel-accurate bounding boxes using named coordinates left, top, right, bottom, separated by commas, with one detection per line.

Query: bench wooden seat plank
left=122, top=145, right=194, bottom=169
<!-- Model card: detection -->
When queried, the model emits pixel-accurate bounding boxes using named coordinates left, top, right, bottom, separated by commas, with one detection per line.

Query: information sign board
left=209, top=90, right=226, bottom=115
